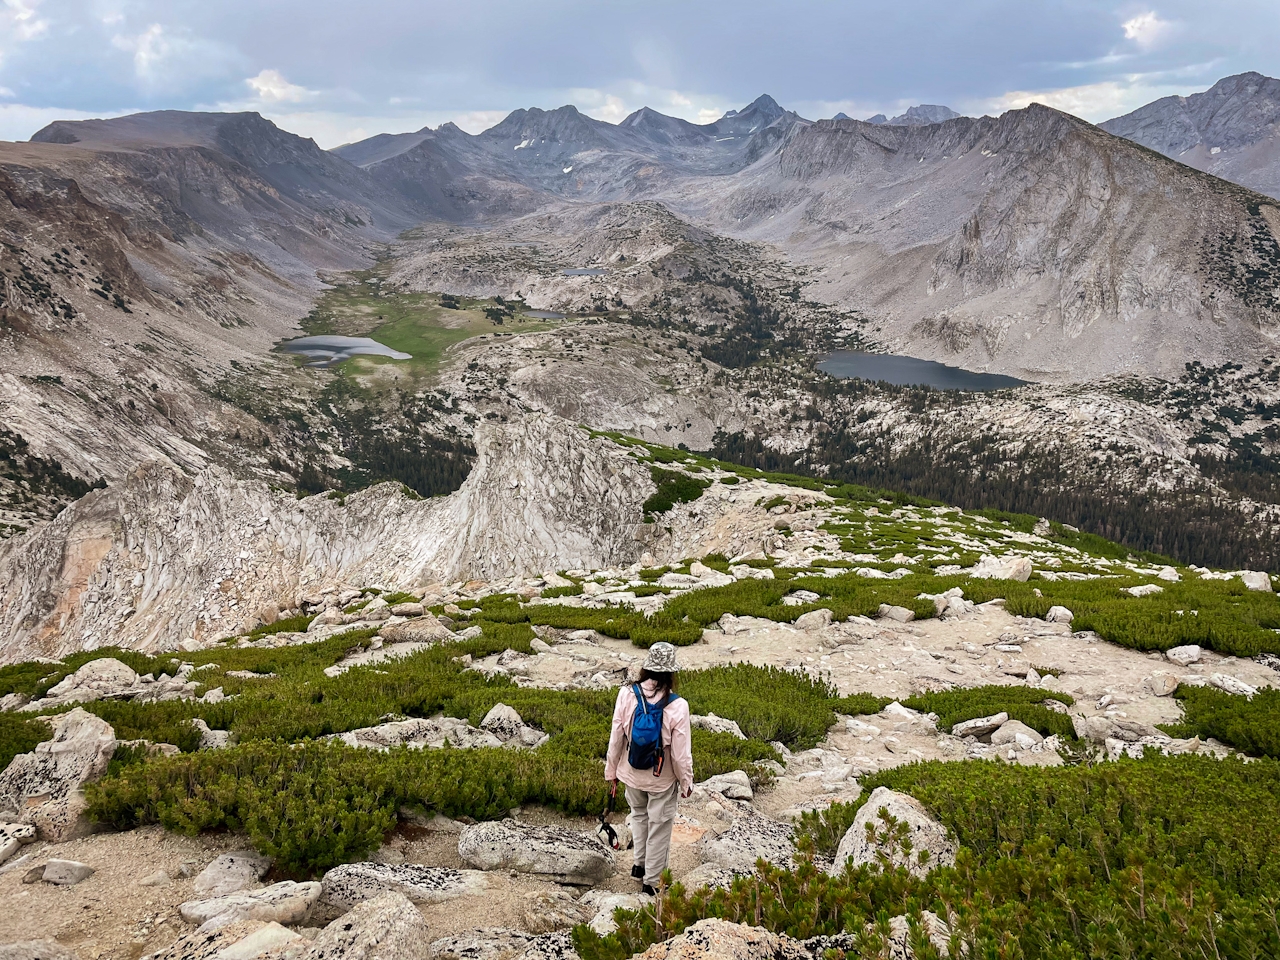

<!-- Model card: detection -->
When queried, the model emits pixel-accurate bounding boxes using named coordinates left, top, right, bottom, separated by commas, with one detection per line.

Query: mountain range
left=2, top=73, right=1280, bottom=506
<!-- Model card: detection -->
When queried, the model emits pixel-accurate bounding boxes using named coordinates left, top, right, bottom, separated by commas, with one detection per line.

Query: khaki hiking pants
left=625, top=782, right=680, bottom=887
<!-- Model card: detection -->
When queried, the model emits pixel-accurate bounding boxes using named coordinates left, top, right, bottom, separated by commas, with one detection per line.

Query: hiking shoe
left=631, top=864, right=645, bottom=879
left=641, top=883, right=657, bottom=896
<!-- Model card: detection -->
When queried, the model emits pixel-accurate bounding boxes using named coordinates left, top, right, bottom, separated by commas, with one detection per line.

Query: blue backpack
left=628, top=684, right=678, bottom=774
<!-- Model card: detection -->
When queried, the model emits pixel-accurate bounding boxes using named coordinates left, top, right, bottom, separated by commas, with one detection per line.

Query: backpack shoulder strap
left=632, top=683, right=650, bottom=714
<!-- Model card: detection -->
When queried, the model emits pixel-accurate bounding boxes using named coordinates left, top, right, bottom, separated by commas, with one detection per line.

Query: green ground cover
left=579, top=755, right=1280, bottom=960
left=295, top=273, right=562, bottom=381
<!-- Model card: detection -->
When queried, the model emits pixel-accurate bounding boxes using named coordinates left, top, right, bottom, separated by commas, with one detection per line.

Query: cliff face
left=0, top=415, right=654, bottom=661
left=1102, top=72, right=1280, bottom=200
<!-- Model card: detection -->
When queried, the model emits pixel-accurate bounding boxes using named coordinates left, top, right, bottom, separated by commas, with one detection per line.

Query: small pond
left=562, top=268, right=607, bottom=276
left=278, top=335, right=411, bottom=368
left=522, top=310, right=566, bottom=319
left=818, top=350, right=1026, bottom=391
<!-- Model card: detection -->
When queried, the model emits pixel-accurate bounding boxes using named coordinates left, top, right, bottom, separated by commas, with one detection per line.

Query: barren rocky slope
left=0, top=415, right=655, bottom=660
left=1103, top=71, right=1280, bottom=200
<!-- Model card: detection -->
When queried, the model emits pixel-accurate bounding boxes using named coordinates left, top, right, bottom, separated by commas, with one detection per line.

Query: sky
left=1, top=0, right=1278, bottom=147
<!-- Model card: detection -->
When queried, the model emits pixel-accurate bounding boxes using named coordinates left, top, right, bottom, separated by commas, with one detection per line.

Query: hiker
left=605, top=641, right=694, bottom=894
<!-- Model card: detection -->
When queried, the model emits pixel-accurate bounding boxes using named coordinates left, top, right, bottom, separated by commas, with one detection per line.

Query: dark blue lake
left=818, top=350, right=1026, bottom=391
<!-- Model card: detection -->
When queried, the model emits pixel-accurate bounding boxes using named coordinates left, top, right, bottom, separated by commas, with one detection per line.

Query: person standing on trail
left=605, top=641, right=694, bottom=895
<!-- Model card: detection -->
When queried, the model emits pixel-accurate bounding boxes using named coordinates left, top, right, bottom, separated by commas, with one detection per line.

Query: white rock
left=193, top=850, right=272, bottom=898
left=1166, top=645, right=1202, bottom=666
left=952, top=712, right=1008, bottom=739
left=582, top=891, right=650, bottom=935
left=794, top=609, right=833, bottom=631
left=679, top=863, right=741, bottom=892
left=1044, top=605, right=1073, bottom=623
left=1210, top=674, right=1257, bottom=697
left=637, top=918, right=807, bottom=960
left=689, top=714, right=746, bottom=740
left=877, top=604, right=914, bottom=623
left=1144, top=674, right=1179, bottom=697
left=697, top=771, right=753, bottom=801
left=179, top=880, right=321, bottom=926
left=319, top=863, right=487, bottom=917
left=41, top=658, right=139, bottom=705
left=830, top=787, right=956, bottom=878
left=480, top=703, right=526, bottom=741
left=458, top=820, right=615, bottom=884
left=0, top=707, right=116, bottom=841
left=1241, top=571, right=1273, bottom=592
left=970, top=555, right=1033, bottom=581
left=697, top=813, right=794, bottom=873
left=190, top=718, right=232, bottom=751
left=881, top=702, right=920, bottom=719
left=1126, top=583, right=1164, bottom=597
left=306, top=890, right=432, bottom=959
left=1157, top=567, right=1181, bottom=582
left=990, top=719, right=1043, bottom=748
left=42, top=859, right=95, bottom=885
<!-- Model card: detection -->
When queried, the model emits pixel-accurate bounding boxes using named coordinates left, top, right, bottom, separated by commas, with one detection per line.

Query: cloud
left=977, top=76, right=1190, bottom=122
left=3, top=0, right=48, bottom=43
left=0, top=102, right=129, bottom=142
left=245, top=68, right=314, bottom=104
left=1122, top=11, right=1174, bottom=50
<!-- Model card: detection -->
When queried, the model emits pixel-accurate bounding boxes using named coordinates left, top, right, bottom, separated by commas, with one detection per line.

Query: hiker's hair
left=640, top=668, right=678, bottom=695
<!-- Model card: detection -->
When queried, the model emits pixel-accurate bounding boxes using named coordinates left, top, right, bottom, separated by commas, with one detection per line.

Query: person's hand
left=681, top=783, right=693, bottom=799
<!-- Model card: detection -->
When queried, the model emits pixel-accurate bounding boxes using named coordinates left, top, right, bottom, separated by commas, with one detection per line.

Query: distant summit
left=889, top=104, right=962, bottom=126
left=866, top=113, right=889, bottom=124
left=832, top=112, right=851, bottom=121
left=1101, top=71, right=1280, bottom=199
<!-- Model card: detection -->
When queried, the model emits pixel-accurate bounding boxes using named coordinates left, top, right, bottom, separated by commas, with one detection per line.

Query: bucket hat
left=642, top=641, right=679, bottom=673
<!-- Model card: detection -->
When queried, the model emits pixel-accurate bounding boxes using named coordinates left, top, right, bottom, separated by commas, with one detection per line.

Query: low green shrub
left=246, top=613, right=316, bottom=638
left=582, top=755, right=1280, bottom=960
left=681, top=665, right=844, bottom=749
left=1164, top=684, right=1280, bottom=758
left=0, top=713, right=52, bottom=769
left=643, top=467, right=710, bottom=517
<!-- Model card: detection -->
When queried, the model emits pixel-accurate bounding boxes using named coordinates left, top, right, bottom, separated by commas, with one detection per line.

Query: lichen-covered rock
left=333, top=717, right=502, bottom=751
left=696, top=771, right=753, bottom=801
left=458, top=819, right=616, bottom=884
left=192, top=850, right=272, bottom=898
left=306, top=890, right=431, bottom=960
left=179, top=879, right=321, bottom=926
left=697, top=813, right=794, bottom=873
left=636, top=919, right=809, bottom=960
left=480, top=703, right=526, bottom=741
left=142, top=920, right=301, bottom=960
left=831, top=787, right=956, bottom=878
left=0, top=707, right=116, bottom=841
left=689, top=714, right=746, bottom=740
left=380, top=614, right=456, bottom=645
left=432, top=928, right=539, bottom=960
left=318, top=862, right=486, bottom=917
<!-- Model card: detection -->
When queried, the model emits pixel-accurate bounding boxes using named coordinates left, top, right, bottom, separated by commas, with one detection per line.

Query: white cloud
left=976, top=76, right=1190, bottom=122
left=1122, top=11, right=1174, bottom=50
left=112, top=23, right=169, bottom=80
left=0, top=86, right=13, bottom=98
left=3, top=0, right=48, bottom=42
left=0, top=102, right=131, bottom=142
left=245, top=68, right=314, bottom=104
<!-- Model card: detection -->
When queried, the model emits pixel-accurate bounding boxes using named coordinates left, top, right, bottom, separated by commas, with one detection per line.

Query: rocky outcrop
left=178, top=879, right=321, bottom=926
left=318, top=862, right=487, bottom=917
left=307, top=891, right=432, bottom=960
left=21, top=657, right=199, bottom=711
left=831, top=787, right=956, bottom=878
left=697, top=813, right=794, bottom=873
left=458, top=819, right=616, bottom=884
left=0, top=415, right=654, bottom=661
left=0, top=708, right=116, bottom=841
left=0, top=943, right=81, bottom=960
left=331, top=717, right=504, bottom=751
left=192, top=850, right=272, bottom=898
left=635, top=919, right=810, bottom=960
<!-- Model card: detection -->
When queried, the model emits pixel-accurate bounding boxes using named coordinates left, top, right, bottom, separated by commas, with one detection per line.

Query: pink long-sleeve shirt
left=605, top=679, right=694, bottom=793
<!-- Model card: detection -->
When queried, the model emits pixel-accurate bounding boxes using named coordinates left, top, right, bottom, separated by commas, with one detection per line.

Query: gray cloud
left=2, top=0, right=1278, bottom=145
